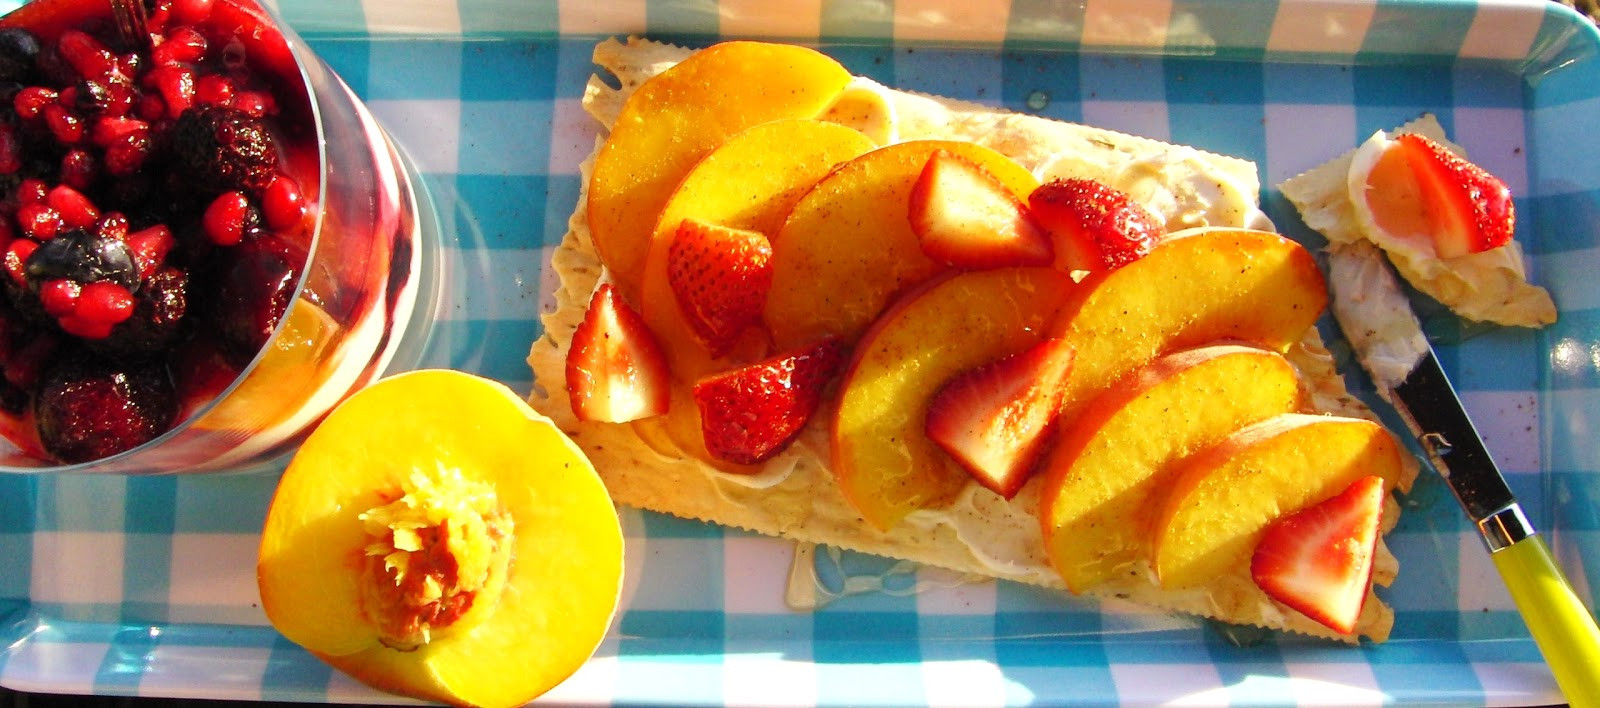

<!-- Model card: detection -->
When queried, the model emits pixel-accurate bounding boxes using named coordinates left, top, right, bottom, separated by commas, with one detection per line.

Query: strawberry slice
left=1394, top=133, right=1514, bottom=258
left=667, top=218, right=773, bottom=357
left=1029, top=178, right=1161, bottom=272
left=1251, top=475, right=1387, bottom=634
left=565, top=283, right=670, bottom=423
left=908, top=150, right=1054, bottom=268
left=924, top=337, right=1074, bottom=499
left=692, top=337, right=845, bottom=464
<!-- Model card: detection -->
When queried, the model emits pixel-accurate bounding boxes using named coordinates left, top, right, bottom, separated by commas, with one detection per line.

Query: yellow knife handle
left=1491, top=534, right=1600, bottom=707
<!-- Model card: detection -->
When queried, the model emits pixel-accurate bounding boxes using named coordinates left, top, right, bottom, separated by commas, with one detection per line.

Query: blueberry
left=0, top=28, right=40, bottom=84
left=24, top=229, right=140, bottom=292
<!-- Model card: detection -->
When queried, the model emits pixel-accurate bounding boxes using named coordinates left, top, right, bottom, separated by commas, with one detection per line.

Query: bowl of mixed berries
left=0, top=0, right=435, bottom=472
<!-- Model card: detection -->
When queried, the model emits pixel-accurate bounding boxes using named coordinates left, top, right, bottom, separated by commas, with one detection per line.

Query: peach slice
left=587, top=43, right=853, bottom=298
left=638, top=119, right=875, bottom=381
left=765, top=140, right=1041, bottom=350
left=258, top=370, right=622, bottom=708
left=1049, top=227, right=1326, bottom=426
left=833, top=267, right=1076, bottom=530
left=1037, top=345, right=1303, bottom=593
left=1150, top=413, right=1405, bottom=590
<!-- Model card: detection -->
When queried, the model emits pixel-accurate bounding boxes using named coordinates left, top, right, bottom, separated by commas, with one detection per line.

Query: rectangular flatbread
left=529, top=37, right=1410, bottom=643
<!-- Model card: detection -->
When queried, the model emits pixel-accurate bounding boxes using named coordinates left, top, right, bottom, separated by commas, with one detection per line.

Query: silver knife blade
left=1326, top=242, right=1529, bottom=547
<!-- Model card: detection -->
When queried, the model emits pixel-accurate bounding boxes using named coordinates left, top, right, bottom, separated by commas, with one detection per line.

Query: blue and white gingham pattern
left=2, top=0, right=1598, bottom=704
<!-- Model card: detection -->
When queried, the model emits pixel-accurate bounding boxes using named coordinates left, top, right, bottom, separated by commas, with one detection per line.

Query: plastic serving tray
left=3, top=0, right=1599, bottom=704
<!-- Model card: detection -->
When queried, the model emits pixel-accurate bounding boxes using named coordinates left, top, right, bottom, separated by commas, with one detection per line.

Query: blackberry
left=23, top=228, right=140, bottom=292
left=0, top=28, right=40, bottom=84
left=35, top=351, right=176, bottom=463
left=93, top=266, right=189, bottom=355
left=167, top=105, right=278, bottom=194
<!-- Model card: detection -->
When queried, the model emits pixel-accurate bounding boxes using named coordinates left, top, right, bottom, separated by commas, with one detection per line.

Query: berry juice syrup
left=0, top=0, right=426, bottom=471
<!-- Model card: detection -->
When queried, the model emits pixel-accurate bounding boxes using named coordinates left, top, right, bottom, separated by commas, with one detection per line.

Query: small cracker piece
left=1280, top=114, right=1556, bottom=328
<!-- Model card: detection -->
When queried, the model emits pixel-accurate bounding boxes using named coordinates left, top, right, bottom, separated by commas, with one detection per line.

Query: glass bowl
left=0, top=0, right=440, bottom=474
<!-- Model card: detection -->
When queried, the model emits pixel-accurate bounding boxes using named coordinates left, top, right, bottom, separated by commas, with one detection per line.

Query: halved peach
left=833, top=267, right=1076, bottom=530
left=1037, top=345, right=1303, bottom=593
left=587, top=42, right=853, bottom=298
left=638, top=118, right=876, bottom=381
left=765, top=140, right=1041, bottom=350
left=1150, top=413, right=1405, bottom=589
left=1049, top=227, right=1326, bottom=426
left=258, top=370, right=622, bottom=708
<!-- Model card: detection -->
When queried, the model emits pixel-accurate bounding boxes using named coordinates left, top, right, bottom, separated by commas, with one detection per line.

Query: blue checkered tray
left=4, top=0, right=1600, bottom=704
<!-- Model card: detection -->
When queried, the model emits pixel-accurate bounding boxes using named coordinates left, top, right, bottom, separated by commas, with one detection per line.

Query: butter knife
left=1327, top=243, right=1600, bottom=706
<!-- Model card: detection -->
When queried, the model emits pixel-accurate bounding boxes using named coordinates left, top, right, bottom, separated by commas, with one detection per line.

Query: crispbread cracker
left=530, top=37, right=1403, bottom=643
left=1280, top=114, right=1556, bottom=327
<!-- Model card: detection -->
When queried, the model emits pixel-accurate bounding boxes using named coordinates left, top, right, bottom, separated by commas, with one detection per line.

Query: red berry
left=229, top=90, right=273, bottom=118
left=152, top=27, right=207, bottom=66
left=39, top=279, right=81, bottom=317
left=137, top=93, right=166, bottom=122
left=75, top=281, right=136, bottom=325
left=171, top=0, right=215, bottom=24
left=41, top=104, right=85, bottom=145
left=14, top=87, right=59, bottom=120
left=194, top=74, right=234, bottom=106
left=16, top=203, right=62, bottom=241
left=115, top=53, right=143, bottom=83
left=144, top=65, right=195, bottom=119
left=17, top=179, right=49, bottom=205
left=127, top=225, right=176, bottom=279
left=91, top=116, right=149, bottom=148
left=57, top=30, right=117, bottom=81
left=46, top=185, right=99, bottom=229
left=57, top=315, right=115, bottom=340
left=103, top=133, right=152, bottom=176
left=57, top=86, right=79, bottom=108
left=4, top=240, right=38, bottom=286
left=59, top=149, right=97, bottom=191
left=147, top=4, right=172, bottom=34
left=0, top=125, right=21, bottom=175
left=203, top=191, right=250, bottom=245
left=261, top=175, right=306, bottom=230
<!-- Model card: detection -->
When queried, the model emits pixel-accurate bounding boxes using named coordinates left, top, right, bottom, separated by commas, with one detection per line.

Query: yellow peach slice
left=765, top=140, right=1041, bottom=350
left=1150, top=413, right=1405, bottom=590
left=638, top=119, right=876, bottom=381
left=258, top=370, right=622, bottom=708
left=1049, top=227, right=1326, bottom=426
left=834, top=267, right=1076, bottom=530
left=587, top=42, right=852, bottom=297
left=1037, top=345, right=1303, bottom=593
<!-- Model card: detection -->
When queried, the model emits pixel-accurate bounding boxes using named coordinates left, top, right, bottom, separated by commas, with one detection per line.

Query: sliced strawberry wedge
left=566, top=283, right=671, bottom=423
left=1251, top=475, right=1387, bottom=634
left=693, top=337, right=846, bottom=465
left=908, top=150, right=1054, bottom=269
left=1394, top=133, right=1515, bottom=258
left=667, top=218, right=774, bottom=356
left=924, top=337, right=1075, bottom=499
left=1029, top=178, right=1161, bottom=272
